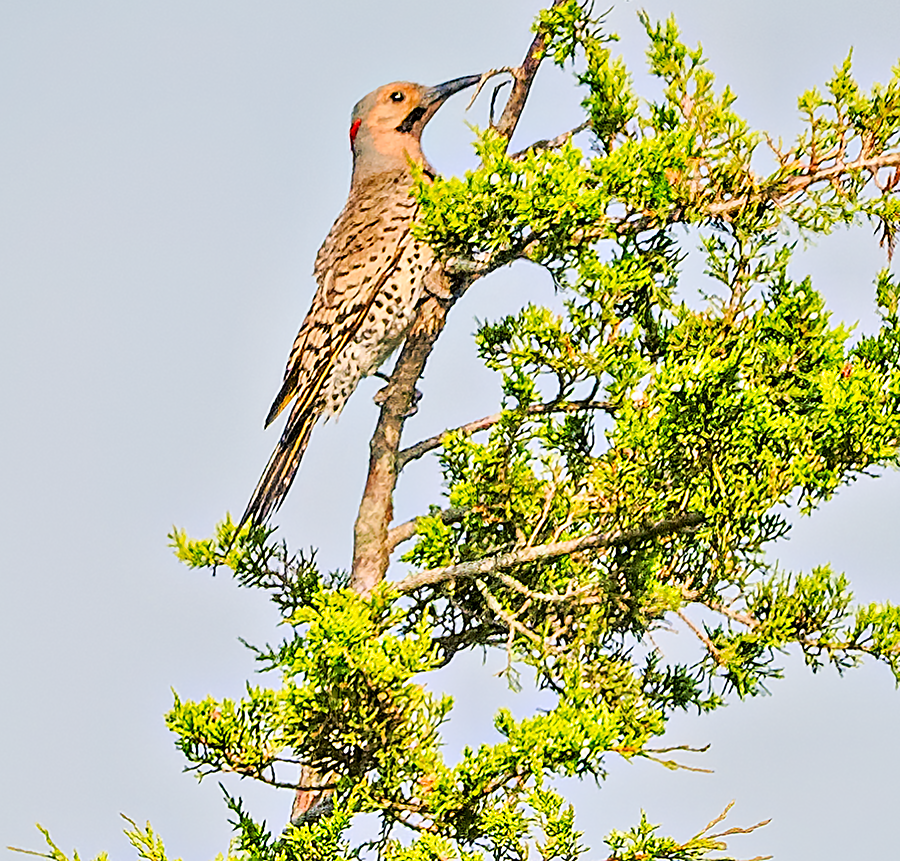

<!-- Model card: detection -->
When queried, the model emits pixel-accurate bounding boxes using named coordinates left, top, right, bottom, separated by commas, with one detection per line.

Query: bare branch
left=394, top=512, right=704, bottom=593
left=707, top=599, right=760, bottom=629
left=465, top=67, right=517, bottom=111
left=509, top=120, right=592, bottom=161
left=399, top=412, right=500, bottom=471
left=676, top=608, right=725, bottom=666
left=490, top=80, right=512, bottom=126
left=352, top=289, right=457, bottom=594
left=387, top=505, right=468, bottom=551
left=398, top=398, right=612, bottom=470
left=495, top=0, right=569, bottom=141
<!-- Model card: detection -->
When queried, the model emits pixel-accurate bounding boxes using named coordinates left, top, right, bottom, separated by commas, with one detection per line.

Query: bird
left=240, top=74, right=482, bottom=529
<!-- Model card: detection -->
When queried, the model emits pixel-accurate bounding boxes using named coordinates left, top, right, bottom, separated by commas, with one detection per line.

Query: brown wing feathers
left=239, top=209, right=416, bottom=528
left=240, top=297, right=379, bottom=528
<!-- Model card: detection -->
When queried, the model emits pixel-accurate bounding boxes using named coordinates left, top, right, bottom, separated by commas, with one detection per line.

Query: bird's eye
left=390, top=91, right=405, bottom=102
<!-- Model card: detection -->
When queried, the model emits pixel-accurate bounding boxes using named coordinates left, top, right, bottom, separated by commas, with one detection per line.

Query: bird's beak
left=422, top=74, right=482, bottom=109
left=395, top=74, right=483, bottom=134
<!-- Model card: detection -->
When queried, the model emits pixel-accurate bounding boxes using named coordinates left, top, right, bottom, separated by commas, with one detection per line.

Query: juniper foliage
left=21, top=3, right=900, bottom=860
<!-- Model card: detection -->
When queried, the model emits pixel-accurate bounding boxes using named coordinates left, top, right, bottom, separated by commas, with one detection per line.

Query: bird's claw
left=404, top=388, right=423, bottom=417
left=373, top=386, right=422, bottom=417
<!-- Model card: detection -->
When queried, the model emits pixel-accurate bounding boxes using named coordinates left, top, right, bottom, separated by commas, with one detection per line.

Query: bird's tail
left=239, top=401, right=318, bottom=530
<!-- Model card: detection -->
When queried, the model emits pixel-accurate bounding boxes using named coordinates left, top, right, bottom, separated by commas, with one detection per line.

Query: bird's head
left=348, top=75, right=481, bottom=181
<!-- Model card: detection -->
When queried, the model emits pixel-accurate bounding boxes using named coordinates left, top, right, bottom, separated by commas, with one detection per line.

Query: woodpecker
left=240, top=74, right=481, bottom=528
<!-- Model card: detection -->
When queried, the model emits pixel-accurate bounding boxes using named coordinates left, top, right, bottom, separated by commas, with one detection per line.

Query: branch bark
left=393, top=512, right=704, bottom=593
left=495, top=0, right=569, bottom=141
left=351, top=290, right=456, bottom=593
left=387, top=505, right=468, bottom=552
left=509, top=120, right=592, bottom=161
left=710, top=150, right=900, bottom=217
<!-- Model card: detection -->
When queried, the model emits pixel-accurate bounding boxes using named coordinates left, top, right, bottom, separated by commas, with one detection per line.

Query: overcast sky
left=2, top=1, right=898, bottom=859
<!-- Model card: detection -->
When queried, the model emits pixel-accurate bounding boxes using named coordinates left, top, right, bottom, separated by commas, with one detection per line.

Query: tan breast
left=281, top=169, right=435, bottom=421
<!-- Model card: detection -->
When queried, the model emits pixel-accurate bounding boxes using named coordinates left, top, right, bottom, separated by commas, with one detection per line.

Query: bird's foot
left=404, top=388, right=423, bottom=417
left=445, top=255, right=485, bottom=275
left=373, top=385, right=422, bottom=416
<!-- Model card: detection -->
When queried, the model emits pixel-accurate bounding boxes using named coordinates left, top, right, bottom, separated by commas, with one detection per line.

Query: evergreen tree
left=20, top=2, right=900, bottom=859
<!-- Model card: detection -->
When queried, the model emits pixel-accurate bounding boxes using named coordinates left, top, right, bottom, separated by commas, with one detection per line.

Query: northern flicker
left=240, top=74, right=481, bottom=528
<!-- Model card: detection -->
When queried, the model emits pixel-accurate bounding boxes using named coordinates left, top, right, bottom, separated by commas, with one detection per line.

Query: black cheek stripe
left=396, top=106, right=427, bottom=133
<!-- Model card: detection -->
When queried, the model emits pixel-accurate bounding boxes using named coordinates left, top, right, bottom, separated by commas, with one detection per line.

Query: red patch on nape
left=349, top=118, right=362, bottom=147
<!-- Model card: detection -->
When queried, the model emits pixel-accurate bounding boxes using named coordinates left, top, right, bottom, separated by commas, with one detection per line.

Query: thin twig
left=696, top=800, right=772, bottom=844
left=697, top=801, right=736, bottom=836
left=509, top=120, right=592, bottom=161
left=465, top=67, right=517, bottom=111
left=398, top=398, right=612, bottom=469
left=708, top=599, right=759, bottom=629
left=475, top=578, right=547, bottom=651
left=676, top=608, right=725, bottom=666
left=490, top=80, right=512, bottom=126
left=493, top=569, right=590, bottom=604
left=526, top=480, right=558, bottom=548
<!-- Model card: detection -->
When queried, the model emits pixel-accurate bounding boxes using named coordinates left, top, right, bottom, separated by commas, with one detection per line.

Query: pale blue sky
left=2, top=1, right=898, bottom=858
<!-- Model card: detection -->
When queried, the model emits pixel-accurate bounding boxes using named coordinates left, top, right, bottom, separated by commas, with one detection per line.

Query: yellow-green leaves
left=73, top=7, right=900, bottom=861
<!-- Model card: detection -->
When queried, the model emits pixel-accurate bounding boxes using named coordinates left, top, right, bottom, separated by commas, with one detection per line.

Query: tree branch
left=351, top=291, right=456, bottom=594
left=387, top=505, right=468, bottom=552
left=475, top=578, right=547, bottom=651
left=677, top=608, right=726, bottom=667
left=509, top=120, right=592, bottom=161
left=394, top=512, right=704, bottom=593
left=397, top=398, right=612, bottom=470
left=495, top=0, right=568, bottom=141
left=708, top=150, right=900, bottom=219
left=707, top=599, right=760, bottom=629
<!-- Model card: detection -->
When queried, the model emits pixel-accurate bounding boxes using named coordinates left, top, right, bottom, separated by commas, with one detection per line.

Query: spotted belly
left=320, top=244, right=432, bottom=419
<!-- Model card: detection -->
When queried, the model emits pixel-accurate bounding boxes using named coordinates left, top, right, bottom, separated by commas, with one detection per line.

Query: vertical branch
left=350, top=2, right=563, bottom=591
left=495, top=0, right=568, bottom=141
left=299, top=284, right=458, bottom=822
left=351, top=289, right=454, bottom=594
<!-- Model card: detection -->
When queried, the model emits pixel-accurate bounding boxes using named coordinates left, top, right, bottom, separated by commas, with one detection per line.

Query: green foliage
left=536, top=2, right=637, bottom=145
left=225, top=791, right=357, bottom=861
left=28, top=4, right=900, bottom=861
left=165, top=578, right=454, bottom=800
left=9, top=826, right=109, bottom=861
left=9, top=820, right=239, bottom=861
left=160, top=549, right=673, bottom=846
left=603, top=803, right=770, bottom=861
left=170, top=515, right=332, bottom=616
